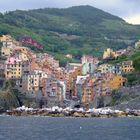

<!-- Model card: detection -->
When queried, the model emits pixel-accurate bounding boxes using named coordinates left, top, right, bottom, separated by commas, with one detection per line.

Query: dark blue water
left=0, top=116, right=140, bottom=140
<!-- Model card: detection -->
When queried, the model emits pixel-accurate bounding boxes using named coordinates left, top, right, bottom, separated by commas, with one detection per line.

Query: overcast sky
left=0, top=0, right=139, bottom=24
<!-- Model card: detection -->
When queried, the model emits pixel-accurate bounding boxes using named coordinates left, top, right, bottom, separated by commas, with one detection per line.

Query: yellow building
left=19, top=52, right=28, bottom=61
left=1, top=47, right=13, bottom=57
left=5, top=57, right=22, bottom=79
left=103, top=48, right=119, bottom=59
left=13, top=47, right=29, bottom=61
left=1, top=40, right=16, bottom=57
left=135, top=40, right=140, bottom=49
left=0, top=35, right=13, bottom=42
left=0, top=35, right=23, bottom=57
left=98, top=64, right=111, bottom=73
left=14, top=46, right=28, bottom=54
left=121, top=61, right=134, bottom=73
left=0, top=35, right=21, bottom=46
left=103, top=48, right=113, bottom=59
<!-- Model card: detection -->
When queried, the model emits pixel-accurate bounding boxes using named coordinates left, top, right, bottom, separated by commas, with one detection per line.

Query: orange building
left=81, top=78, right=94, bottom=104
left=108, top=74, right=126, bottom=90
left=66, top=66, right=82, bottom=98
left=30, top=59, right=40, bottom=71
left=93, top=73, right=126, bottom=96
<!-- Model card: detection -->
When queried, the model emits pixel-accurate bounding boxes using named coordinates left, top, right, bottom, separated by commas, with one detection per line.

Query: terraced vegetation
left=0, top=6, right=140, bottom=64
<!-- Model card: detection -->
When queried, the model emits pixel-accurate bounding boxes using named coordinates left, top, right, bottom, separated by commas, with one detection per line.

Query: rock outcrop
left=0, top=90, right=20, bottom=112
left=6, top=106, right=140, bottom=118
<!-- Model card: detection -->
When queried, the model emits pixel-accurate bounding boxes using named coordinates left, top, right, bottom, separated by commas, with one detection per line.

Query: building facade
left=121, top=61, right=134, bottom=73
left=5, top=57, right=22, bottom=79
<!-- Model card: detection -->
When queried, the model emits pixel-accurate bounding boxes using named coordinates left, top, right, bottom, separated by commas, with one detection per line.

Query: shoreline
left=4, top=106, right=140, bottom=118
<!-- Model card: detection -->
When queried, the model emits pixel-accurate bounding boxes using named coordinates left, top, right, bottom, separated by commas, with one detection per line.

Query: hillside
left=0, top=5, right=140, bottom=61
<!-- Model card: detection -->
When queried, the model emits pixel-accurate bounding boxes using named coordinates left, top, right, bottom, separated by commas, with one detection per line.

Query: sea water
left=0, top=116, right=140, bottom=140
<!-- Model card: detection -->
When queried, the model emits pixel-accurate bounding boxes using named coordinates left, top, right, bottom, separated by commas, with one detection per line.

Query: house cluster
left=98, top=61, right=134, bottom=74
left=0, top=35, right=135, bottom=106
left=103, top=48, right=127, bottom=59
left=21, top=37, right=43, bottom=49
left=135, top=40, right=140, bottom=49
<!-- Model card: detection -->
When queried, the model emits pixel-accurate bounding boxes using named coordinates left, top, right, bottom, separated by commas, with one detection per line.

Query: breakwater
left=6, top=106, right=140, bottom=118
